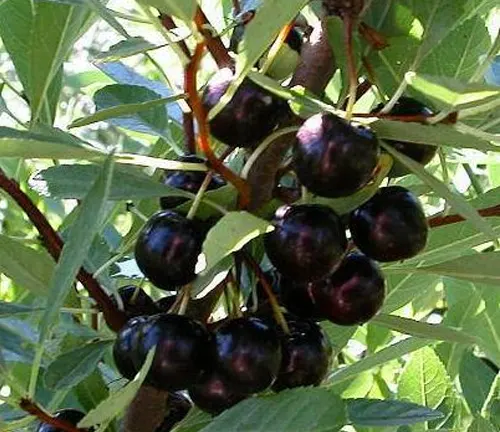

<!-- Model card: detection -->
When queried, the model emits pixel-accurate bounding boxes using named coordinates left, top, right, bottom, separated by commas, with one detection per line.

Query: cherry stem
left=0, top=170, right=126, bottom=332
left=159, top=14, right=191, bottom=58
left=185, top=42, right=250, bottom=208
left=186, top=172, right=213, bottom=220
left=19, top=399, right=84, bottom=432
left=428, top=204, right=500, bottom=228
left=194, top=7, right=233, bottom=69
left=239, top=251, right=290, bottom=334
left=343, top=15, right=358, bottom=120
left=260, top=21, right=294, bottom=75
left=177, top=285, right=192, bottom=315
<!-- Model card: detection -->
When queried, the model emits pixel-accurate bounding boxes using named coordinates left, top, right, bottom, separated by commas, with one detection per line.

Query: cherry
left=160, top=155, right=225, bottom=209
left=372, top=97, right=436, bottom=177
left=309, top=253, right=385, bottom=325
left=293, top=113, right=379, bottom=198
left=213, top=317, right=282, bottom=393
left=188, top=371, right=248, bottom=415
left=279, top=278, right=324, bottom=320
left=272, top=318, right=332, bottom=391
left=156, top=295, right=177, bottom=312
left=113, top=316, right=148, bottom=380
left=349, top=186, right=428, bottom=262
left=264, top=204, right=347, bottom=282
left=133, top=314, right=212, bottom=391
left=202, top=68, right=288, bottom=148
left=36, top=409, right=86, bottom=432
left=155, top=392, right=192, bottom=432
left=110, top=285, right=159, bottom=319
left=135, top=210, right=204, bottom=290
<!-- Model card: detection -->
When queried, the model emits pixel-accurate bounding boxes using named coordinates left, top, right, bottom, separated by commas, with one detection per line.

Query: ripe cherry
left=188, top=371, right=248, bottom=415
left=110, top=285, right=159, bottom=319
left=156, top=295, right=177, bottom=312
left=213, top=317, right=282, bottom=393
left=155, top=392, right=192, bottom=431
left=264, top=204, right=347, bottom=282
left=279, top=278, right=324, bottom=320
left=135, top=211, right=204, bottom=290
left=113, top=316, right=148, bottom=380
left=309, top=253, right=385, bottom=325
left=36, top=409, right=86, bottom=432
left=372, top=97, right=436, bottom=177
left=160, top=155, right=225, bottom=209
left=202, top=68, right=288, bottom=148
left=133, top=314, right=212, bottom=391
left=293, top=113, right=379, bottom=197
left=272, top=318, right=332, bottom=391
left=349, top=186, right=428, bottom=262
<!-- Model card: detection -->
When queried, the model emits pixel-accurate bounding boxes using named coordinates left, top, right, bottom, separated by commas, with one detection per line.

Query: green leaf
left=459, top=351, right=497, bottom=414
left=398, top=347, right=451, bottom=416
left=346, top=398, right=443, bottom=426
left=201, top=212, right=273, bottom=272
left=200, top=388, right=347, bottom=432
left=78, top=347, right=156, bottom=428
left=381, top=141, right=497, bottom=241
left=39, top=155, right=115, bottom=341
left=0, top=302, right=43, bottom=317
left=136, top=0, right=196, bottom=21
left=172, top=409, right=212, bottom=432
left=467, top=416, right=498, bottom=432
left=0, top=234, right=55, bottom=295
left=94, top=37, right=160, bottom=62
left=328, top=337, right=432, bottom=385
left=44, top=340, right=112, bottom=390
left=372, top=314, right=477, bottom=345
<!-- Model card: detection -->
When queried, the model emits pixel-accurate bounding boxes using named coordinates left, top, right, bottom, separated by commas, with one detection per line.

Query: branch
left=0, top=170, right=126, bottom=332
left=19, top=399, right=84, bottom=432
left=428, top=204, right=500, bottom=228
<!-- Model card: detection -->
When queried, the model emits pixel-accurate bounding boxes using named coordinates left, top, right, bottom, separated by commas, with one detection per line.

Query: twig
left=19, top=399, right=84, bottom=432
left=428, top=204, right=500, bottom=228
left=0, top=170, right=126, bottom=332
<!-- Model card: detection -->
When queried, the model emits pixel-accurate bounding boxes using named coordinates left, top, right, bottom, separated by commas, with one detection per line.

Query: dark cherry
left=110, top=285, right=159, bottom=319
left=135, top=210, right=204, bottom=290
left=188, top=371, right=248, bottom=415
left=156, top=295, right=177, bottom=312
left=293, top=113, right=379, bottom=198
left=133, top=314, right=212, bottom=391
left=155, top=392, right=192, bottom=432
left=309, top=253, right=385, bottom=326
left=36, top=409, right=86, bottom=432
left=264, top=204, right=347, bottom=282
left=272, top=318, right=332, bottom=391
left=279, top=278, right=324, bottom=320
left=160, top=155, right=225, bottom=209
left=213, top=317, right=282, bottom=393
left=113, top=316, right=148, bottom=380
left=349, top=186, right=428, bottom=262
left=202, top=68, right=288, bottom=148
left=372, top=97, right=436, bottom=177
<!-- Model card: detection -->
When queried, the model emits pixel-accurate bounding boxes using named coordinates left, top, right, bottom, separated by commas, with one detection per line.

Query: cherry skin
left=202, top=68, right=288, bottom=148
left=160, top=155, right=225, bottom=209
left=155, top=295, right=177, bottom=313
left=279, top=277, right=324, bottom=320
left=293, top=113, right=379, bottom=198
left=36, top=409, right=86, bottom=432
left=309, top=253, right=386, bottom=326
left=213, top=317, right=282, bottom=393
left=188, top=371, right=248, bottom=415
left=113, top=316, right=148, bottom=380
left=135, top=210, right=204, bottom=290
left=272, top=318, right=332, bottom=391
left=133, top=314, right=212, bottom=391
left=372, top=97, right=436, bottom=177
left=264, top=204, right=347, bottom=282
left=110, top=285, right=159, bottom=319
left=155, top=392, right=192, bottom=432
left=349, top=186, right=428, bottom=262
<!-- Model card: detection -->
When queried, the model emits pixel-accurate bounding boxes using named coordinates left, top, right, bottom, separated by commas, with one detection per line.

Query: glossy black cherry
left=113, top=316, right=148, bottom=380
left=309, top=253, right=386, bottom=325
left=264, top=204, right=347, bottom=282
left=279, top=278, right=324, bottom=320
left=293, top=113, right=379, bottom=197
left=36, top=409, right=86, bottom=432
left=349, top=186, right=428, bottom=262
left=135, top=211, right=204, bottom=290
left=213, top=317, right=282, bottom=393
left=110, top=285, right=159, bottom=319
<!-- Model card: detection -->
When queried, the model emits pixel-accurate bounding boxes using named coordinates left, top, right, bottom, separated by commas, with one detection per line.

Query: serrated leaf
left=44, top=340, right=112, bottom=390
left=200, top=388, right=347, bottom=432
left=0, top=302, right=43, bottom=317
left=201, top=212, right=273, bottom=272
left=78, top=348, right=156, bottom=428
left=381, top=141, right=497, bottom=242
left=347, top=398, right=443, bottom=426
left=398, top=347, right=451, bottom=422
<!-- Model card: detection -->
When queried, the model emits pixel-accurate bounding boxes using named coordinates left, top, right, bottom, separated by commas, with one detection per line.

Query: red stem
left=0, top=170, right=126, bottom=332
left=19, top=399, right=85, bottom=432
left=428, top=205, right=500, bottom=228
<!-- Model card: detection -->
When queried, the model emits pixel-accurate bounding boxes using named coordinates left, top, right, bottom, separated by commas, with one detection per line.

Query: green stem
left=186, top=172, right=213, bottom=220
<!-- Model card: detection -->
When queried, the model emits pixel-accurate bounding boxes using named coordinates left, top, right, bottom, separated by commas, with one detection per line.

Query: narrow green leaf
left=201, top=212, right=273, bottom=272
left=467, top=416, right=497, bottom=432
left=381, top=141, right=497, bottom=241
left=44, top=340, right=112, bottom=390
left=201, top=388, right=347, bottom=432
left=94, top=37, right=159, bottom=61
left=346, top=398, right=443, bottom=426
left=172, top=409, right=211, bottom=432
left=78, top=348, right=156, bottom=428
left=0, top=302, right=43, bottom=317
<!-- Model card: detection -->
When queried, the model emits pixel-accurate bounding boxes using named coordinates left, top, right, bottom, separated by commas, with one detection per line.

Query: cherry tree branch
left=19, top=399, right=84, bottom=432
left=428, top=205, right=500, bottom=228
